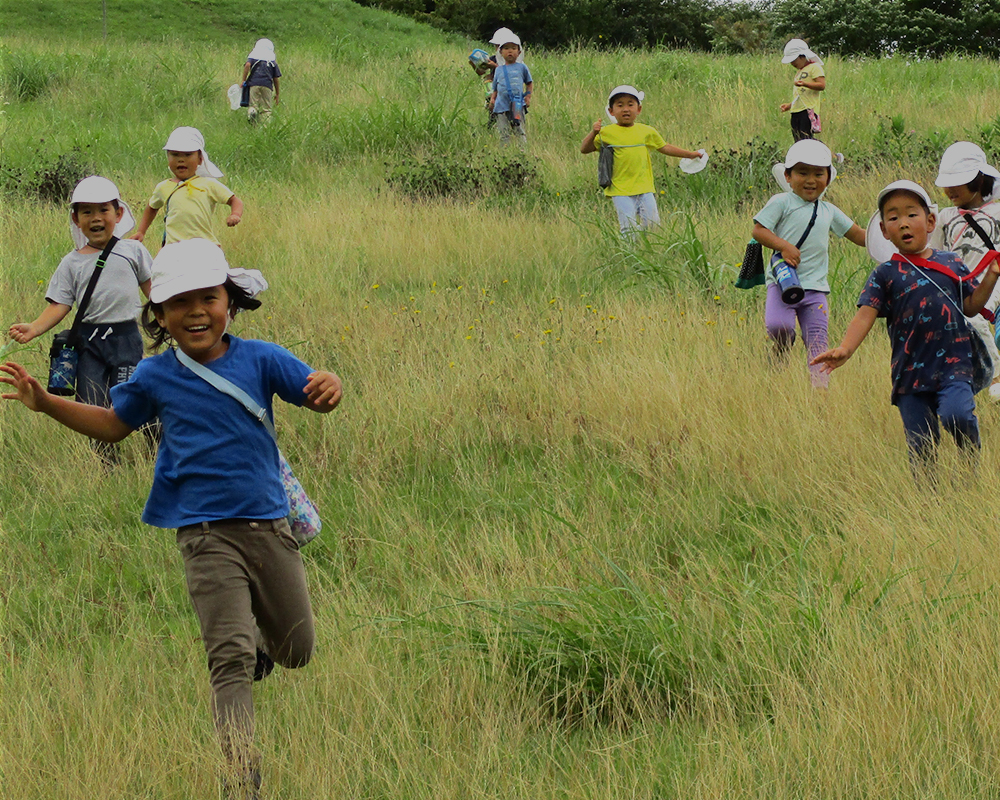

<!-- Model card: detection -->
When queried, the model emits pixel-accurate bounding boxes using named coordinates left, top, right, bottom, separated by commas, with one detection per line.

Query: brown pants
left=177, top=518, right=314, bottom=763
left=248, top=85, right=274, bottom=123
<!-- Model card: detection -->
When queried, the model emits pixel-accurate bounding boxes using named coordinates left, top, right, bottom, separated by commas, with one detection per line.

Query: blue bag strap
left=174, top=348, right=278, bottom=441
left=500, top=64, right=522, bottom=118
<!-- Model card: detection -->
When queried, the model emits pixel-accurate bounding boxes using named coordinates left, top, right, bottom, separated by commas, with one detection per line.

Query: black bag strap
left=68, top=236, right=119, bottom=342
left=794, top=201, right=820, bottom=250
left=963, top=211, right=996, bottom=251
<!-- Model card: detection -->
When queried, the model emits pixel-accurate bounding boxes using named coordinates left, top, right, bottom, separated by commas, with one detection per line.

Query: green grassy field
left=4, top=2, right=1000, bottom=798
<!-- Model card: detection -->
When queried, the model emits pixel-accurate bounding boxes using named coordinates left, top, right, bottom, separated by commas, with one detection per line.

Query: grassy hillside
left=4, top=2, right=1000, bottom=798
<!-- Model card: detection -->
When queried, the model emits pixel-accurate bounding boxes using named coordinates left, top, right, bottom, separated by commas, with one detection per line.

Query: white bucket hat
left=866, top=180, right=939, bottom=263
left=162, top=126, right=224, bottom=178
left=773, top=140, right=837, bottom=192
left=489, top=27, right=516, bottom=45
left=149, top=239, right=268, bottom=304
left=68, top=175, right=136, bottom=250
left=247, top=38, right=276, bottom=63
left=782, top=38, right=823, bottom=65
left=607, top=85, right=644, bottom=108
left=935, top=141, right=1000, bottom=195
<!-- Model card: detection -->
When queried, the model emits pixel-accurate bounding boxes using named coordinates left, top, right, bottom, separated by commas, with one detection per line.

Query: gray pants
left=176, top=517, right=314, bottom=765
left=496, top=109, right=526, bottom=146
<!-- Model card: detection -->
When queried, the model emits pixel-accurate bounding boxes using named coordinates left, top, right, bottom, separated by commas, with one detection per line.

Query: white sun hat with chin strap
left=247, top=38, right=276, bottom=64
left=772, top=139, right=837, bottom=193
left=935, top=141, right=1000, bottom=197
left=68, top=175, right=136, bottom=250
left=162, top=126, right=224, bottom=178
left=782, top=38, right=823, bottom=65
left=149, top=238, right=268, bottom=304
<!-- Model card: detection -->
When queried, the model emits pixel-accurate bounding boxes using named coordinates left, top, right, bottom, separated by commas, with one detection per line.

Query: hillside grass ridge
left=3, top=3, right=1000, bottom=798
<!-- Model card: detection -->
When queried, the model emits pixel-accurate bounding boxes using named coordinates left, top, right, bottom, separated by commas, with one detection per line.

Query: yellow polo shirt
left=594, top=123, right=667, bottom=197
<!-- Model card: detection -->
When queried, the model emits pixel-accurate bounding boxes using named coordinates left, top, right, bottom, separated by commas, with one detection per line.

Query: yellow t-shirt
left=149, top=176, right=234, bottom=245
left=594, top=123, right=667, bottom=197
left=790, top=61, right=824, bottom=113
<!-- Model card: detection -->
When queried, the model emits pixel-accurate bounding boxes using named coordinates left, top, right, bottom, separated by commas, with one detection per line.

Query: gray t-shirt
left=46, top=239, right=153, bottom=324
left=754, top=192, right=854, bottom=293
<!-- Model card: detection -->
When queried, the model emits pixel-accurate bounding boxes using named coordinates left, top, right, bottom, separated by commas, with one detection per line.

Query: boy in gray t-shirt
left=8, top=176, right=152, bottom=461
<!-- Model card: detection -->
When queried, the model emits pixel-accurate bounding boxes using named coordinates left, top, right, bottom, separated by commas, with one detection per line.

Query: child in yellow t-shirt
left=580, top=85, right=704, bottom=237
left=778, top=39, right=825, bottom=142
left=131, top=127, right=243, bottom=247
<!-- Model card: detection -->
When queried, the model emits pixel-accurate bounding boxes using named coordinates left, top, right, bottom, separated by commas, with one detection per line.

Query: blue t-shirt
left=492, top=62, right=532, bottom=114
left=246, top=59, right=281, bottom=89
left=110, top=335, right=312, bottom=528
left=754, top=193, right=854, bottom=293
left=858, top=250, right=974, bottom=403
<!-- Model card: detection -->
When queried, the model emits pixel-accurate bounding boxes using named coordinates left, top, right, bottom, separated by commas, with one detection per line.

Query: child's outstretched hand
left=592, top=119, right=602, bottom=133
left=303, top=370, right=343, bottom=412
left=8, top=323, right=38, bottom=344
left=0, top=361, right=48, bottom=411
left=809, top=348, right=851, bottom=374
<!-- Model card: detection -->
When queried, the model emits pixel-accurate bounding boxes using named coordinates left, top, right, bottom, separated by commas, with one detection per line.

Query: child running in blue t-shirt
left=812, top=180, right=1000, bottom=474
left=1, top=238, right=342, bottom=796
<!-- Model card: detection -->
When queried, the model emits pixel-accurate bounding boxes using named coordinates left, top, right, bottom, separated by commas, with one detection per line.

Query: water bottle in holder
left=771, top=254, right=804, bottom=304
left=47, top=330, right=78, bottom=396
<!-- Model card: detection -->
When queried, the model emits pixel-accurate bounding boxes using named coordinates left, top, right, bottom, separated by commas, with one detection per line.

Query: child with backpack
left=812, top=180, right=1000, bottom=474
left=242, top=38, right=281, bottom=125
left=931, top=141, right=1000, bottom=398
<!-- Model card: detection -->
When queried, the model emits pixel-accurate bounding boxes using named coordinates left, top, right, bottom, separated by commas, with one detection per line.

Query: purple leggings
left=764, top=285, right=830, bottom=387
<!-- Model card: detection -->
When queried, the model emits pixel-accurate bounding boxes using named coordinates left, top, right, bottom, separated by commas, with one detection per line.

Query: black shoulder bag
left=47, top=236, right=119, bottom=395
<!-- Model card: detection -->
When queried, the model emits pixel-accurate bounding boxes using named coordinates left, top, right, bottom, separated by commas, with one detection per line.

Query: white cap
left=784, top=139, right=833, bottom=169
left=782, top=38, right=822, bottom=64
left=162, top=126, right=224, bottom=178
left=877, top=179, right=934, bottom=211
left=607, top=85, right=644, bottom=107
left=935, top=141, right=1000, bottom=191
left=149, top=239, right=268, bottom=304
left=68, top=175, right=136, bottom=249
left=489, top=27, right=516, bottom=45
left=496, top=33, right=521, bottom=48
left=247, top=38, right=276, bottom=62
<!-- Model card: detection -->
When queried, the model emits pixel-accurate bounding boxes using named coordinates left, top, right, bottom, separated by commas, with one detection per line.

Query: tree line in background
left=351, top=0, right=1000, bottom=57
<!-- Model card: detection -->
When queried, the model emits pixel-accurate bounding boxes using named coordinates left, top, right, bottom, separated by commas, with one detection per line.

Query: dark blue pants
left=896, top=382, right=980, bottom=469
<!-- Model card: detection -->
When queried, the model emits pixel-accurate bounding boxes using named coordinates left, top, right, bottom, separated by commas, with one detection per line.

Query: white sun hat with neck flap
left=935, top=141, right=1000, bottom=198
left=865, top=180, right=939, bottom=264
left=782, top=38, right=823, bottom=65
left=68, top=175, right=136, bottom=250
left=247, top=38, right=276, bottom=63
left=149, top=238, right=268, bottom=304
left=163, top=126, right=224, bottom=178
left=772, top=139, right=837, bottom=193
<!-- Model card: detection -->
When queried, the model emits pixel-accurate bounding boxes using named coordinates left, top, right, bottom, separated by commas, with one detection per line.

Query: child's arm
left=241, top=62, right=251, bottom=84
left=273, top=76, right=280, bottom=105
left=810, top=306, right=879, bottom=373
left=780, top=103, right=791, bottom=113
left=139, top=279, right=151, bottom=299
left=844, top=224, right=866, bottom=247
left=581, top=120, right=601, bottom=154
left=302, top=371, right=343, bottom=413
left=752, top=222, right=800, bottom=267
left=964, top=254, right=1000, bottom=316
left=226, top=195, right=244, bottom=228
left=8, top=302, right=72, bottom=344
left=523, top=80, right=533, bottom=107
left=658, top=143, right=703, bottom=160
left=130, top=204, right=158, bottom=242
left=0, top=361, right=134, bottom=441
left=794, top=76, right=826, bottom=91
